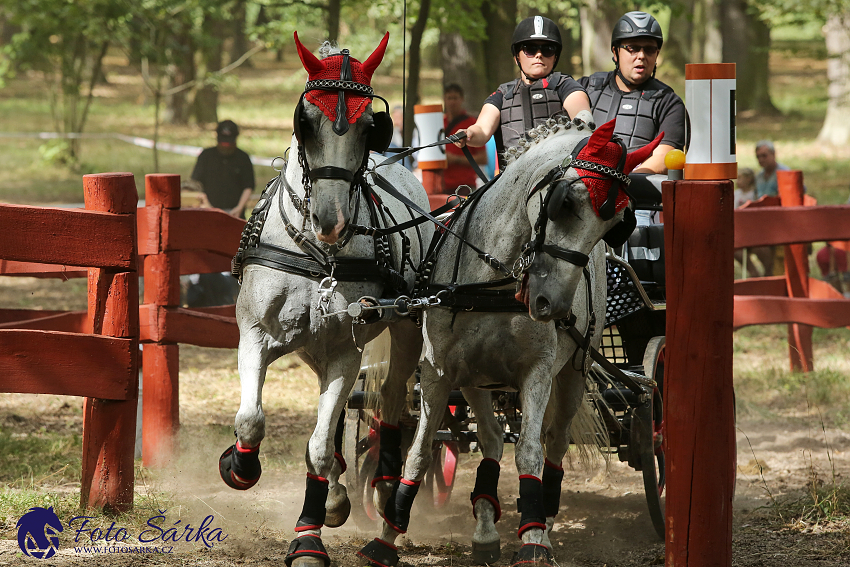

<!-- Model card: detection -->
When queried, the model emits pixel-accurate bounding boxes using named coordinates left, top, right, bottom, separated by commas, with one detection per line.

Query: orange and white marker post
left=414, top=104, right=446, bottom=195
left=684, top=63, right=737, bottom=181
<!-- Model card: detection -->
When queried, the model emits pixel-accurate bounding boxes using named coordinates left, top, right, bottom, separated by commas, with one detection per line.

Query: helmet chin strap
left=612, top=49, right=657, bottom=90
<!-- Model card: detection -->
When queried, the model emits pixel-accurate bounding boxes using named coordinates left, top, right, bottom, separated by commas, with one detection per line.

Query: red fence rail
left=0, top=173, right=139, bottom=513
left=733, top=170, right=850, bottom=372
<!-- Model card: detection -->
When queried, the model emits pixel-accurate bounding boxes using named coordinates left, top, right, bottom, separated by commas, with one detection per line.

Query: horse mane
left=318, top=41, right=341, bottom=59
left=504, top=113, right=591, bottom=166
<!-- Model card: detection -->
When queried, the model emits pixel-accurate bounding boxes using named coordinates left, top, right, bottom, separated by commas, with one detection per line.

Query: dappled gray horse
left=357, top=115, right=662, bottom=567
left=218, top=32, right=428, bottom=567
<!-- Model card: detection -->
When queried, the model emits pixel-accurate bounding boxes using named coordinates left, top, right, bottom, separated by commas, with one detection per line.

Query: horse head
left=522, top=116, right=662, bottom=321
left=293, top=32, right=392, bottom=244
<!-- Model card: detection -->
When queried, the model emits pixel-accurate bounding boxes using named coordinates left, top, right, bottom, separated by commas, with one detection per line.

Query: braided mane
left=503, top=114, right=596, bottom=166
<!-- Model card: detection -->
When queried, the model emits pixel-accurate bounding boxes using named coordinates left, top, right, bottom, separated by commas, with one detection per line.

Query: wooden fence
left=0, top=173, right=139, bottom=512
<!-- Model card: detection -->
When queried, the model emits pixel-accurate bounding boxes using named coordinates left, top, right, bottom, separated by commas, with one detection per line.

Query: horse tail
left=567, top=370, right=613, bottom=469
left=358, top=328, right=392, bottom=414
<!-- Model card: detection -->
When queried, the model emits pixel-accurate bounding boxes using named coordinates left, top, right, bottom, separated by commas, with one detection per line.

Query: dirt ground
left=1, top=277, right=849, bottom=566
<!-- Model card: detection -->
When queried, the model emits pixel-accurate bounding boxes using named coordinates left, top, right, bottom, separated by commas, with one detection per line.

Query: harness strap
left=540, top=245, right=589, bottom=267
left=376, top=131, right=468, bottom=170
left=462, top=145, right=489, bottom=184
left=242, top=245, right=389, bottom=283
left=310, top=165, right=355, bottom=182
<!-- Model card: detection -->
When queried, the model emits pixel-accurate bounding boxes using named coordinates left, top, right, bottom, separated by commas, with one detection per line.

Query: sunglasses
left=520, top=42, right=558, bottom=58
left=619, top=44, right=660, bottom=56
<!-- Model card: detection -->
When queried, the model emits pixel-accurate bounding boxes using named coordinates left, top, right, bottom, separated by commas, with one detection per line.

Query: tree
left=720, top=0, right=777, bottom=113
left=0, top=0, right=129, bottom=161
left=579, top=0, right=625, bottom=76
left=818, top=11, right=850, bottom=144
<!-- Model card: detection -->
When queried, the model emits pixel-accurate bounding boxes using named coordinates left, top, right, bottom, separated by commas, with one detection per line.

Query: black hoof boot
left=471, top=540, right=501, bottom=565
left=218, top=443, right=261, bottom=490
left=357, top=538, right=400, bottom=567
left=285, top=534, right=330, bottom=567
left=511, top=543, right=554, bottom=567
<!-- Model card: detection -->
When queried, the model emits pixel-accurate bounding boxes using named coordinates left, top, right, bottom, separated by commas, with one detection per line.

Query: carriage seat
left=627, top=224, right=665, bottom=295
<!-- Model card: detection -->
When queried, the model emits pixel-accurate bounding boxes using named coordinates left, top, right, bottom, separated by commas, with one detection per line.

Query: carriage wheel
left=344, top=407, right=380, bottom=523
left=638, top=336, right=666, bottom=540
left=420, top=441, right=459, bottom=509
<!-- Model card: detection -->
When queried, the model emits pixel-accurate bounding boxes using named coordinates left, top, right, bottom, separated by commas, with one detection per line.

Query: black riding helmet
left=611, top=11, right=663, bottom=87
left=611, top=11, right=663, bottom=48
left=511, top=15, right=563, bottom=70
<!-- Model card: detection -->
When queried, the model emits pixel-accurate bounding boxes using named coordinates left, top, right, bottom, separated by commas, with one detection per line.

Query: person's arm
left=229, top=187, right=253, bottom=217
left=632, top=143, right=675, bottom=175
left=457, top=103, right=500, bottom=148
left=562, top=90, right=591, bottom=119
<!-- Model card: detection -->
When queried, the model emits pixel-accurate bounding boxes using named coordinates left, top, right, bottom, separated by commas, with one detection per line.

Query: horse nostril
left=535, top=296, right=551, bottom=316
left=311, top=214, right=321, bottom=230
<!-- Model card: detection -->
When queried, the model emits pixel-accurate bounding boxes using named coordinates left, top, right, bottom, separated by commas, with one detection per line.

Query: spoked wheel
left=420, top=440, right=459, bottom=509
left=637, top=336, right=666, bottom=540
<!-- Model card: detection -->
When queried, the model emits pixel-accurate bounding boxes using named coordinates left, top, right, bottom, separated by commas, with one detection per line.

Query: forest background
left=0, top=0, right=849, bottom=208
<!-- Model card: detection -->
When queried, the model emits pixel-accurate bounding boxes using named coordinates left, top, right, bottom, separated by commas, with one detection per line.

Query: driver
left=577, top=11, right=685, bottom=174
left=456, top=15, right=590, bottom=171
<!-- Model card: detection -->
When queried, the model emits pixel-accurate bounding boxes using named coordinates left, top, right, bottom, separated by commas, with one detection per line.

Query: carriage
left=342, top=175, right=670, bottom=540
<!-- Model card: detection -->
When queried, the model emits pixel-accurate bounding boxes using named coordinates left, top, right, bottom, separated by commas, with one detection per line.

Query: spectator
left=442, top=84, right=487, bottom=193
left=754, top=140, right=789, bottom=198
left=734, top=168, right=774, bottom=277
left=182, top=120, right=254, bottom=307
left=578, top=11, right=686, bottom=174
left=455, top=16, right=590, bottom=171
left=189, top=120, right=255, bottom=219
left=815, top=190, right=850, bottom=296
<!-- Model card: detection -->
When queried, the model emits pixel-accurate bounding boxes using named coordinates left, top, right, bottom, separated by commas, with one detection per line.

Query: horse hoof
left=357, top=538, right=399, bottom=567
left=219, top=445, right=261, bottom=490
left=285, top=534, right=330, bottom=567
left=511, top=543, right=553, bottom=567
left=471, top=540, right=501, bottom=564
left=325, top=483, right=351, bottom=528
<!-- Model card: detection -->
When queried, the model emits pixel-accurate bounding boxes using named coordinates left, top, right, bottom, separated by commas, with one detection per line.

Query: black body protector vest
left=586, top=71, right=668, bottom=151
left=496, top=73, right=566, bottom=170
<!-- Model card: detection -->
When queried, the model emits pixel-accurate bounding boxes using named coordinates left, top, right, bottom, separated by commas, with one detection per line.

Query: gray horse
left=357, top=115, right=662, bottom=567
left=218, top=33, right=428, bottom=567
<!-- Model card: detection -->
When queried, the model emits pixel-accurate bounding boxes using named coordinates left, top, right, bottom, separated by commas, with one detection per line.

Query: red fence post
left=142, top=174, right=182, bottom=467
left=80, top=173, right=139, bottom=513
left=777, top=170, right=814, bottom=372
left=663, top=180, right=735, bottom=567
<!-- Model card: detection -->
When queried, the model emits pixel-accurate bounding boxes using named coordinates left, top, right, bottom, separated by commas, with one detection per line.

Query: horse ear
left=361, top=32, right=390, bottom=79
left=584, top=118, right=617, bottom=153
left=294, top=32, right=325, bottom=76
left=625, top=132, right=664, bottom=174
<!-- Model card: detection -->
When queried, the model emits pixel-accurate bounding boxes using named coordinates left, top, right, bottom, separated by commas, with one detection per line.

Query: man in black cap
left=190, top=119, right=255, bottom=218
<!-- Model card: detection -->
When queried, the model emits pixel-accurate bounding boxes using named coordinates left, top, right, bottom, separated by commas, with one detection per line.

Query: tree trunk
left=327, top=0, right=341, bottom=44
left=403, top=0, right=431, bottom=147
left=720, top=0, right=777, bottom=113
left=194, top=15, right=225, bottom=125
left=164, top=26, right=195, bottom=125
left=481, top=0, right=518, bottom=89
left=440, top=31, right=488, bottom=113
left=230, top=0, right=252, bottom=67
left=818, top=13, right=850, bottom=145
left=579, top=0, right=623, bottom=76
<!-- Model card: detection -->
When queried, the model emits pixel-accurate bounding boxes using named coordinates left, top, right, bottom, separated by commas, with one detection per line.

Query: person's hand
left=228, top=206, right=244, bottom=218
left=454, top=128, right=469, bottom=148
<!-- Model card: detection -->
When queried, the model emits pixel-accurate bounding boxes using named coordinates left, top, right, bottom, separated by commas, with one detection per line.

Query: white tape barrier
left=0, top=131, right=277, bottom=167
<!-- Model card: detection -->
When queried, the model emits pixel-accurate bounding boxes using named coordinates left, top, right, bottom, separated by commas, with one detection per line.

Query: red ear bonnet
left=574, top=119, right=663, bottom=216
left=294, top=32, right=390, bottom=125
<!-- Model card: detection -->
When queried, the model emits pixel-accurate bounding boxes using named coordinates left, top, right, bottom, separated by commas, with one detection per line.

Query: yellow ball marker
left=666, top=149, right=686, bottom=180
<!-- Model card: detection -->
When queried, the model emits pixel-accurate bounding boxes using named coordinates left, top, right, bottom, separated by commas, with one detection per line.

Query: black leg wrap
left=285, top=534, right=330, bottom=567
left=296, top=475, right=329, bottom=531
left=218, top=442, right=261, bottom=490
left=541, top=461, right=564, bottom=518
left=470, top=458, right=502, bottom=522
left=511, top=543, right=554, bottom=567
left=357, top=538, right=400, bottom=567
left=516, top=476, right=546, bottom=538
left=334, top=412, right=345, bottom=455
left=382, top=479, right=420, bottom=533
left=372, top=423, right=403, bottom=486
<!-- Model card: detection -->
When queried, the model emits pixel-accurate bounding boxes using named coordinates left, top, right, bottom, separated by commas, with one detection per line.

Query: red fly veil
left=294, top=32, right=389, bottom=134
left=574, top=119, right=663, bottom=219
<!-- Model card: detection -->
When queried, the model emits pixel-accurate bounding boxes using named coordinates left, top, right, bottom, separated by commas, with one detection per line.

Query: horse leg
left=539, top=365, right=587, bottom=552
left=513, top=371, right=556, bottom=567
left=463, top=387, right=505, bottom=565
left=370, top=322, right=423, bottom=515
left=358, top=360, right=450, bottom=567
left=286, top=351, right=362, bottom=567
left=219, top=329, right=271, bottom=490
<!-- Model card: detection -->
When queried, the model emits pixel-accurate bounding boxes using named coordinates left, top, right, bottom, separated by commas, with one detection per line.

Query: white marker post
left=684, top=63, right=737, bottom=180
